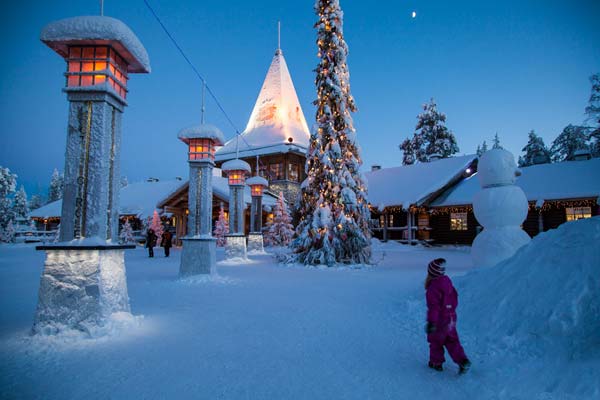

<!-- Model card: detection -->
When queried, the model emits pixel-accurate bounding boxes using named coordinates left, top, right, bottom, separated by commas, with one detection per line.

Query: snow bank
left=459, top=217, right=600, bottom=357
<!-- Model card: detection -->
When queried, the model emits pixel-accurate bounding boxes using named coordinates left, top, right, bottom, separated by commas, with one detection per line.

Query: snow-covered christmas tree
left=400, top=99, right=459, bottom=163
left=213, top=203, right=229, bottom=247
left=518, top=130, right=551, bottom=167
left=2, top=220, right=16, bottom=243
left=12, top=185, right=29, bottom=219
left=149, top=210, right=164, bottom=245
left=292, top=0, right=371, bottom=266
left=550, top=124, right=588, bottom=162
left=47, top=168, right=63, bottom=203
left=585, top=73, right=599, bottom=157
left=0, top=166, right=17, bottom=242
left=399, top=137, right=416, bottom=165
left=29, top=194, right=43, bottom=211
left=265, top=192, right=294, bottom=247
left=119, top=219, right=136, bottom=244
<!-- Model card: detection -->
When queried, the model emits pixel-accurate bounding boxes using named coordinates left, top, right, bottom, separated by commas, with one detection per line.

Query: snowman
left=471, top=149, right=531, bottom=268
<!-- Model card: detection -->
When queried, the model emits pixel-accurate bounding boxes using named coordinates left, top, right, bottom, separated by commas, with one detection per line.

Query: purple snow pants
left=427, top=318, right=467, bottom=366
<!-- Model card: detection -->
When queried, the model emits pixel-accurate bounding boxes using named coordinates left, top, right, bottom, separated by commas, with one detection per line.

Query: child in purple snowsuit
left=425, top=258, right=471, bottom=373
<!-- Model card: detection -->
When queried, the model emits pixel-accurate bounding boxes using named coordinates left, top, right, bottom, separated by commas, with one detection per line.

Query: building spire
left=100, top=0, right=104, bottom=16
left=276, top=21, right=282, bottom=55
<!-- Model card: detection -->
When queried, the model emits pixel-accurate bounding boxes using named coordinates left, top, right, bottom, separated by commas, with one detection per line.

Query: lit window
left=450, top=212, right=468, bottom=231
left=269, top=163, right=284, bottom=180
left=566, top=207, right=592, bottom=221
left=288, top=163, right=299, bottom=182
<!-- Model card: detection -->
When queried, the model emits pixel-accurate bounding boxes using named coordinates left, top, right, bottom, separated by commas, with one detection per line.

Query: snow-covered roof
left=365, top=155, right=477, bottom=210
left=222, top=159, right=251, bottom=173
left=29, top=179, right=184, bottom=220
left=178, top=124, right=225, bottom=146
left=246, top=176, right=269, bottom=187
left=215, top=49, right=310, bottom=161
left=41, top=16, right=150, bottom=73
left=431, top=158, right=600, bottom=207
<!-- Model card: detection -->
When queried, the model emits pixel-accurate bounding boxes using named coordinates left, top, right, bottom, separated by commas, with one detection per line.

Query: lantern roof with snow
left=221, top=159, right=251, bottom=174
left=178, top=124, right=225, bottom=146
left=215, top=48, right=310, bottom=161
left=246, top=176, right=269, bottom=187
left=41, top=16, right=150, bottom=73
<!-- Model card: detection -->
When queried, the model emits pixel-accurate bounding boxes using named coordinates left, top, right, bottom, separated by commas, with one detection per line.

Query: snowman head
left=478, top=149, right=521, bottom=188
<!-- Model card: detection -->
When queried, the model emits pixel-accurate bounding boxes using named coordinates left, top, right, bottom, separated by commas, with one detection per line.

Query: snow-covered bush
left=265, top=192, right=294, bottom=247
left=119, top=219, right=136, bottom=244
left=213, top=203, right=228, bottom=246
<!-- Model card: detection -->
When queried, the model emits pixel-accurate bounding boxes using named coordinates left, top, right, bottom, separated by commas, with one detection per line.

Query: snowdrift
left=459, top=217, right=600, bottom=357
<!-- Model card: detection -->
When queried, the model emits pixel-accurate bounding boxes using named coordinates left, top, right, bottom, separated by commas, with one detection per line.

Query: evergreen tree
left=415, top=98, right=459, bottom=160
left=119, top=219, right=136, bottom=244
left=2, top=220, right=15, bottom=243
left=47, top=168, right=64, bottom=203
left=53, top=223, right=60, bottom=243
left=213, top=203, right=229, bottom=247
left=293, top=0, right=371, bottom=266
left=265, top=192, right=295, bottom=247
left=399, top=137, right=416, bottom=165
left=0, top=166, right=17, bottom=241
left=518, top=130, right=551, bottom=167
left=476, top=140, right=488, bottom=157
left=492, top=133, right=503, bottom=149
left=29, top=194, right=43, bottom=211
left=550, top=124, right=589, bottom=162
left=13, top=185, right=29, bottom=219
left=585, top=73, right=600, bottom=157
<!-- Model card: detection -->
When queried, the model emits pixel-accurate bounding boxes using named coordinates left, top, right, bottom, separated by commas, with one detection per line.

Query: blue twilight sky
left=1, top=0, right=599, bottom=197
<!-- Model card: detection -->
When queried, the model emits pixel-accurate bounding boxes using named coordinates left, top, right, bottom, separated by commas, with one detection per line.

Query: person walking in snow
left=161, top=229, right=173, bottom=257
left=425, top=258, right=471, bottom=374
left=146, top=228, right=157, bottom=258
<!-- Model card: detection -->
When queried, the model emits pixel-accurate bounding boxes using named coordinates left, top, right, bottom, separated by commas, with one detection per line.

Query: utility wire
left=143, top=0, right=243, bottom=137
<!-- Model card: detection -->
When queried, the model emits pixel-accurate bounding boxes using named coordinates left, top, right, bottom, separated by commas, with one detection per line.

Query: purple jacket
left=426, top=275, right=459, bottom=327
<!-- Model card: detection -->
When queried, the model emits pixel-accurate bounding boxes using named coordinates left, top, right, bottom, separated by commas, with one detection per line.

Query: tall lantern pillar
left=246, top=176, right=268, bottom=253
left=178, top=125, right=225, bottom=276
left=33, top=16, right=150, bottom=334
left=222, top=159, right=251, bottom=259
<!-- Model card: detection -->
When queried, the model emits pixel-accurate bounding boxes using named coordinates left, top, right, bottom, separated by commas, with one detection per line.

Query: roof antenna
left=201, top=80, right=206, bottom=124
left=100, top=0, right=104, bottom=16
left=236, top=134, right=239, bottom=159
left=278, top=21, right=281, bottom=51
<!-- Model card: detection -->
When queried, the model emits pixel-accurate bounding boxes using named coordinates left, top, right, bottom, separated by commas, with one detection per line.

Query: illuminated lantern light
left=65, top=45, right=129, bottom=99
left=247, top=176, right=269, bottom=197
left=222, top=159, right=252, bottom=185
left=177, top=124, right=225, bottom=162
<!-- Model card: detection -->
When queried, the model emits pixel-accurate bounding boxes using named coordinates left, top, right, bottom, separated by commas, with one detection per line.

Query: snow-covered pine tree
left=119, top=219, right=136, bottom=244
left=492, top=133, right=503, bottom=150
left=53, top=223, right=60, bottom=243
left=47, top=168, right=64, bottom=203
left=399, top=137, right=416, bottom=165
left=0, top=166, right=17, bottom=241
left=292, top=0, right=371, bottom=266
left=518, top=130, right=551, bottom=167
left=13, top=185, right=29, bottom=219
left=150, top=210, right=164, bottom=245
left=213, top=203, right=228, bottom=247
left=585, top=73, right=600, bottom=157
left=2, top=220, right=16, bottom=243
left=550, top=124, right=589, bottom=162
left=414, top=98, right=459, bottom=160
left=476, top=140, right=488, bottom=157
left=29, top=194, right=43, bottom=211
left=265, top=192, right=294, bottom=247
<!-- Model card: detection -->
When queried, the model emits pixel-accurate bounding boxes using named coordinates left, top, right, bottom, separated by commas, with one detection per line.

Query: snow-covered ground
left=0, top=226, right=598, bottom=399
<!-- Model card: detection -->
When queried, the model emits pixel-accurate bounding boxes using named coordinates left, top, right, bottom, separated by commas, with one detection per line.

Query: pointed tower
left=215, top=48, right=310, bottom=208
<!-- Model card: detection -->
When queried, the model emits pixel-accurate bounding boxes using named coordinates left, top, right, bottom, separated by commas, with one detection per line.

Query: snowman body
left=471, top=149, right=531, bottom=267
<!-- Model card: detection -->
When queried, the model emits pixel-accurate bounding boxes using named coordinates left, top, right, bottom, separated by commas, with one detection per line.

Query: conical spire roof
left=215, top=49, right=310, bottom=161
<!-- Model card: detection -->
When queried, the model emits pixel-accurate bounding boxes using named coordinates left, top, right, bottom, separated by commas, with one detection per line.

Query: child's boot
left=458, top=359, right=471, bottom=374
left=428, top=362, right=443, bottom=371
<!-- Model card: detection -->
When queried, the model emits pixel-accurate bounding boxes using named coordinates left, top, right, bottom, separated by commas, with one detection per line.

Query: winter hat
left=428, top=258, right=446, bottom=277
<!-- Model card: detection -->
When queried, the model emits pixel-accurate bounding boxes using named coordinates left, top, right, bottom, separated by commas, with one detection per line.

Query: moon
left=412, top=11, right=417, bottom=18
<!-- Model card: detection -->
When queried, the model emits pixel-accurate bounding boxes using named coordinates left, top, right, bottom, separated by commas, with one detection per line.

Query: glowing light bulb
left=412, top=11, right=417, bottom=18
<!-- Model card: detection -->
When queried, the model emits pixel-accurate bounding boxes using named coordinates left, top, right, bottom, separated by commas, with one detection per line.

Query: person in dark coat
left=425, top=258, right=471, bottom=374
left=161, top=229, right=173, bottom=257
left=145, top=228, right=157, bottom=258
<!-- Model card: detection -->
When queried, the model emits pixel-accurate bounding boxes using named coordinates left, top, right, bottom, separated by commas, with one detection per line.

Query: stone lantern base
left=225, top=234, right=247, bottom=259
left=33, top=244, right=134, bottom=335
left=180, top=237, right=217, bottom=277
left=247, top=233, right=265, bottom=253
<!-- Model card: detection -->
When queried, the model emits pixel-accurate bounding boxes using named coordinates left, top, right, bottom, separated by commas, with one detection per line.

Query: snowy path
left=0, top=242, right=583, bottom=399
